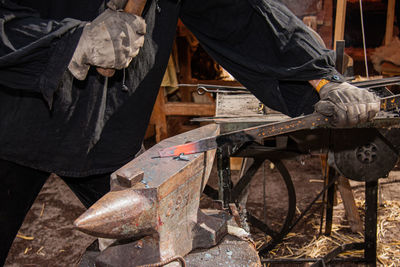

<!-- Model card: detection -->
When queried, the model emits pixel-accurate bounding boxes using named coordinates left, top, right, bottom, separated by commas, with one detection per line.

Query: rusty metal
left=158, top=112, right=331, bottom=157
left=75, top=124, right=231, bottom=266
left=159, top=93, right=400, bottom=158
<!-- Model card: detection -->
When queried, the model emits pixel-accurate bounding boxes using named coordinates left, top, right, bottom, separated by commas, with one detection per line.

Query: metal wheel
left=228, top=158, right=296, bottom=253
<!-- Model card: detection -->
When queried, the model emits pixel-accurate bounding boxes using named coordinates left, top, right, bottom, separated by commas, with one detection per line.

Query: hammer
left=97, top=0, right=148, bottom=77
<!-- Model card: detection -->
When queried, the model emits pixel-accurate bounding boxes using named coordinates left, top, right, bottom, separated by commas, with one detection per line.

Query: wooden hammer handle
left=97, top=0, right=148, bottom=77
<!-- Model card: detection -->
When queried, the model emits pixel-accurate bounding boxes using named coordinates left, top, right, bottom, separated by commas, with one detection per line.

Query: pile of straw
left=256, top=197, right=400, bottom=266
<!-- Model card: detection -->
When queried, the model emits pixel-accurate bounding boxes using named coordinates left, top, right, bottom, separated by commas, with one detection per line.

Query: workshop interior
left=3, top=0, right=400, bottom=266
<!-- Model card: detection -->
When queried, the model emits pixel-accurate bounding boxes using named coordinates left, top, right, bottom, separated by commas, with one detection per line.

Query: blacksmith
left=0, top=0, right=379, bottom=264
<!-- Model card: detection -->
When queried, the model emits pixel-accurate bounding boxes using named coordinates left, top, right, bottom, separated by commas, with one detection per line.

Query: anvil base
left=77, top=210, right=262, bottom=267
left=79, top=235, right=260, bottom=267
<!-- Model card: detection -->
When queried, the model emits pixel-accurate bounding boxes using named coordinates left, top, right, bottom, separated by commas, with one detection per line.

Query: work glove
left=314, top=81, right=380, bottom=127
left=68, top=9, right=146, bottom=80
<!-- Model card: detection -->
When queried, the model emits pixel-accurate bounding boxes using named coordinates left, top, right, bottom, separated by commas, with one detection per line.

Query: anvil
left=75, top=124, right=229, bottom=266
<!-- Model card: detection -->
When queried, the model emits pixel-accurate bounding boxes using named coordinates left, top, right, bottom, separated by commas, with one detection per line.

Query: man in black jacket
left=0, top=0, right=379, bottom=264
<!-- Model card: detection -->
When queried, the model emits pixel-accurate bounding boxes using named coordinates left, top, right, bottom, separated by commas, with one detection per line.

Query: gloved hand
left=315, top=81, right=380, bottom=127
left=68, top=8, right=146, bottom=80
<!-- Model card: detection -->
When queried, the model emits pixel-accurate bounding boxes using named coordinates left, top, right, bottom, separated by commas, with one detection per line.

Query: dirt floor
left=5, top=156, right=400, bottom=266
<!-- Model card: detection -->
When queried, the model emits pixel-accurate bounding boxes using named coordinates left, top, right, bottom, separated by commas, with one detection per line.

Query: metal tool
left=178, top=83, right=249, bottom=94
left=158, top=93, right=400, bottom=158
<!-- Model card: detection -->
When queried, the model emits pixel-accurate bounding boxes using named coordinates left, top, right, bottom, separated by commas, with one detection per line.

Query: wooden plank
left=384, top=0, right=396, bottom=45
left=164, top=102, right=215, bottom=116
left=321, top=155, right=362, bottom=234
left=216, top=94, right=281, bottom=118
left=337, top=176, right=363, bottom=233
left=333, top=0, right=347, bottom=50
left=149, top=88, right=168, bottom=142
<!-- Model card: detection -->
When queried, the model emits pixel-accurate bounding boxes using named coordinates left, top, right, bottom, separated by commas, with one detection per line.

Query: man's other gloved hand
left=315, top=82, right=380, bottom=127
left=68, top=9, right=146, bottom=80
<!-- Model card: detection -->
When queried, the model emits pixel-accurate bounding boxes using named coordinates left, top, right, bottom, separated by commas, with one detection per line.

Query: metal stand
left=310, top=180, right=378, bottom=267
left=217, top=145, right=232, bottom=207
left=212, top=137, right=380, bottom=266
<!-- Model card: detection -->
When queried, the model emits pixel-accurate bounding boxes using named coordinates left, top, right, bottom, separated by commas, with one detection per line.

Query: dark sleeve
left=179, top=0, right=343, bottom=116
left=0, top=0, right=84, bottom=106
left=180, top=0, right=340, bottom=82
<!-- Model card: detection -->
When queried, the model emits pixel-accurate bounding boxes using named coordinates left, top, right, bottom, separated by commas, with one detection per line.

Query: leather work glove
left=314, top=81, right=380, bottom=127
left=68, top=8, right=146, bottom=80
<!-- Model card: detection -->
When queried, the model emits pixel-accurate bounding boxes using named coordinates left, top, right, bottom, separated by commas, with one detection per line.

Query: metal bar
left=365, top=180, right=378, bottom=266
left=158, top=113, right=330, bottom=157
left=325, top=167, right=337, bottom=236
left=178, top=83, right=246, bottom=90
left=262, top=256, right=368, bottom=264
left=159, top=93, right=400, bottom=158
left=217, top=146, right=232, bottom=207
left=247, top=213, right=278, bottom=239
left=335, top=40, right=346, bottom=74
left=359, top=0, right=370, bottom=78
left=351, top=76, right=400, bottom=88
left=178, top=83, right=249, bottom=95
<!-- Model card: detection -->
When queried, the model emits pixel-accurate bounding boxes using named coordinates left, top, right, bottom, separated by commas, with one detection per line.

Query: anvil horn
left=74, top=188, right=157, bottom=239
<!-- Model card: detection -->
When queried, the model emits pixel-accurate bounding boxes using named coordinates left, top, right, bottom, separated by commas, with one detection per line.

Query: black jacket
left=0, top=0, right=342, bottom=177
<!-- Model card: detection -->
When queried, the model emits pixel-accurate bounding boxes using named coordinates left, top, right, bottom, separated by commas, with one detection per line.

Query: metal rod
left=335, top=40, right=346, bottom=74
left=217, top=146, right=232, bottom=207
left=325, top=167, right=336, bottom=236
left=263, top=161, right=267, bottom=224
left=359, top=0, right=369, bottom=78
left=365, top=180, right=378, bottom=266
left=262, top=257, right=368, bottom=264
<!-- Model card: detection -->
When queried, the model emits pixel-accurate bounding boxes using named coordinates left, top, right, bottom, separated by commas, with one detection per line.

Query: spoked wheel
left=203, top=157, right=297, bottom=254
left=231, top=158, right=296, bottom=254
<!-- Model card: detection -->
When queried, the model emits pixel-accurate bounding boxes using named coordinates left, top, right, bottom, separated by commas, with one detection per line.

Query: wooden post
left=384, top=0, right=396, bottom=45
left=334, top=0, right=347, bottom=50
left=320, top=155, right=363, bottom=234
left=151, top=88, right=168, bottom=143
left=337, top=177, right=363, bottom=233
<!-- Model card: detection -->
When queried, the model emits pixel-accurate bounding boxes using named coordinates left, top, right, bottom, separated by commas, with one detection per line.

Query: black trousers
left=0, top=159, right=110, bottom=266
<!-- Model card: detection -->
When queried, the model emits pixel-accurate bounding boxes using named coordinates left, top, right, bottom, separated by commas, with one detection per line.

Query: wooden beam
left=384, top=0, right=396, bottom=45
left=164, top=102, right=215, bottom=116
left=150, top=88, right=168, bottom=142
left=337, top=176, right=363, bottom=233
left=334, top=0, right=347, bottom=50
